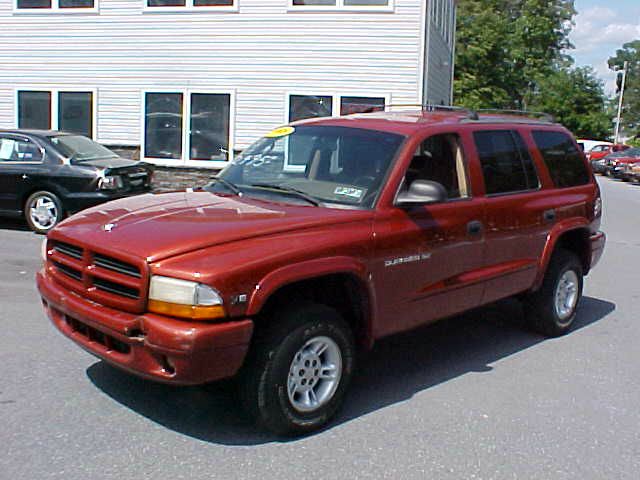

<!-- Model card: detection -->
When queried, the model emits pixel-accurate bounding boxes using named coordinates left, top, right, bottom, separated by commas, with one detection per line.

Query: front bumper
left=37, top=269, right=253, bottom=385
left=590, top=231, right=606, bottom=270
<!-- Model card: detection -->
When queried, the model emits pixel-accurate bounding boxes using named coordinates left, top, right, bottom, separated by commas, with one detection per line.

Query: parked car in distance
left=0, top=130, right=153, bottom=233
left=577, top=139, right=611, bottom=155
left=607, top=147, right=640, bottom=180
left=37, top=108, right=605, bottom=436
left=627, top=161, right=640, bottom=183
left=587, top=143, right=630, bottom=163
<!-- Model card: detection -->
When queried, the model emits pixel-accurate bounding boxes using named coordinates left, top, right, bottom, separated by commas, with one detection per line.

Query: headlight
left=148, top=275, right=225, bottom=320
left=98, top=175, right=124, bottom=190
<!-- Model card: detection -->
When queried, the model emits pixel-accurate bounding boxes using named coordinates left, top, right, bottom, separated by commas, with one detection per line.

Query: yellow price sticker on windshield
left=265, top=126, right=295, bottom=138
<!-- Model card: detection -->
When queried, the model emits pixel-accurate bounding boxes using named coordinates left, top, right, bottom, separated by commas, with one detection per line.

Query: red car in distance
left=587, top=143, right=630, bottom=162
left=609, top=147, right=640, bottom=180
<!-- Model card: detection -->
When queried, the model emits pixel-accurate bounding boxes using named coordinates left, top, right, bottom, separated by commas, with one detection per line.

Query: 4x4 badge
left=103, top=223, right=116, bottom=232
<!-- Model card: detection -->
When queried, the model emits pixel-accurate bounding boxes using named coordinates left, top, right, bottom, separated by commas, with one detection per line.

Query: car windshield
left=212, top=125, right=405, bottom=208
left=50, top=135, right=119, bottom=162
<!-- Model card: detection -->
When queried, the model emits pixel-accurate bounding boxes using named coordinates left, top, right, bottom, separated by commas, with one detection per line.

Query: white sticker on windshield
left=334, top=186, right=364, bottom=199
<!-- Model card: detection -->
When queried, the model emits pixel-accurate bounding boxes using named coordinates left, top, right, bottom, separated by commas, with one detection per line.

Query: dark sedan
left=0, top=130, right=153, bottom=233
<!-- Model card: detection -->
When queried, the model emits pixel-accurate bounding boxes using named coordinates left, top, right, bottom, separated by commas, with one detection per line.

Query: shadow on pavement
left=0, top=218, right=31, bottom=232
left=87, top=295, right=615, bottom=445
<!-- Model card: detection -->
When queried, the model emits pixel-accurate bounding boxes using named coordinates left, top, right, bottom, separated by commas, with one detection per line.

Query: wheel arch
left=246, top=258, right=375, bottom=350
left=533, top=221, right=592, bottom=291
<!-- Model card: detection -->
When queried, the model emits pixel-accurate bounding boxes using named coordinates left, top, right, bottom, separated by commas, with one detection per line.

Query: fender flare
left=532, top=218, right=591, bottom=291
left=246, top=256, right=376, bottom=347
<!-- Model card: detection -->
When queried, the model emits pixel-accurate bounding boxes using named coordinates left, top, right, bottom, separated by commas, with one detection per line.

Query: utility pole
left=615, top=61, right=629, bottom=144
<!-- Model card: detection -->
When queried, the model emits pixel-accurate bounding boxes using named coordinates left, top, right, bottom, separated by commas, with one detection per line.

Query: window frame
left=13, top=0, right=99, bottom=14
left=15, top=87, right=98, bottom=139
left=287, top=0, right=395, bottom=13
left=284, top=91, right=391, bottom=172
left=142, top=0, right=238, bottom=13
left=140, top=88, right=236, bottom=168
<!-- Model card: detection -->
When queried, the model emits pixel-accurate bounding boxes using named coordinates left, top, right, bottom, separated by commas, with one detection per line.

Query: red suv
left=37, top=108, right=605, bottom=435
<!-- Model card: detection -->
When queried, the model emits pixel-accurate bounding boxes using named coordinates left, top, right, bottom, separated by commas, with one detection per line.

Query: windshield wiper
left=209, top=177, right=243, bottom=196
left=249, top=183, right=321, bottom=206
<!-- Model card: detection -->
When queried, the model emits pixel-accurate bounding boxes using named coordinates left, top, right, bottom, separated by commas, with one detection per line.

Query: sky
left=570, top=0, right=640, bottom=94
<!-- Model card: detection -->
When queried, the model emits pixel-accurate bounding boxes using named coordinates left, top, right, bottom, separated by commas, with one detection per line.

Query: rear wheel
left=524, top=249, right=583, bottom=337
left=238, top=303, right=355, bottom=436
left=24, top=191, right=63, bottom=234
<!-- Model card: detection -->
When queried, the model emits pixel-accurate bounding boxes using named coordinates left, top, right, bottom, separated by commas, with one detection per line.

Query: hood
left=52, top=191, right=370, bottom=262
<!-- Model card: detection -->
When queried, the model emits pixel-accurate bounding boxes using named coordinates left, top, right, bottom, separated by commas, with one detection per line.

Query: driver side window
left=404, top=134, right=469, bottom=199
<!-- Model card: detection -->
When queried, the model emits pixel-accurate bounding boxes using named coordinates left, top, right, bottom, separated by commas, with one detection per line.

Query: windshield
left=50, top=135, right=119, bottom=162
left=213, top=125, right=405, bottom=208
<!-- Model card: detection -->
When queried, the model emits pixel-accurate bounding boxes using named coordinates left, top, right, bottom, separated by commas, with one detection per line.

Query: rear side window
left=532, top=131, right=590, bottom=187
left=473, top=130, right=539, bottom=195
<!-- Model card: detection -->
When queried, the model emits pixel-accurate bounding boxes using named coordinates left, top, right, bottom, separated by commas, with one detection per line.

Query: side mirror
left=396, top=179, right=448, bottom=206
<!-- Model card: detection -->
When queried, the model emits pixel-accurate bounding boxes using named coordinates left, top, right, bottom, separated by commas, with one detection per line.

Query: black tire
left=524, top=249, right=583, bottom=337
left=238, top=303, right=355, bottom=436
left=24, top=190, right=64, bottom=234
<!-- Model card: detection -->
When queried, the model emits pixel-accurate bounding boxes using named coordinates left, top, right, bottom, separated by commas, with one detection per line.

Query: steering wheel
left=352, top=175, right=376, bottom=187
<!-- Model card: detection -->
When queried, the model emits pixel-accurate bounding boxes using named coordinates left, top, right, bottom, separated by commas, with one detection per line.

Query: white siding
left=0, top=0, right=454, bottom=164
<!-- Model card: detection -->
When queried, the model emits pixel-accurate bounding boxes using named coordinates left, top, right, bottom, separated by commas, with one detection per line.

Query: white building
left=1, top=0, right=457, bottom=168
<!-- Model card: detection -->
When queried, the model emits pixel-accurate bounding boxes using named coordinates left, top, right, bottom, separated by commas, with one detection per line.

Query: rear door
left=472, top=129, right=550, bottom=304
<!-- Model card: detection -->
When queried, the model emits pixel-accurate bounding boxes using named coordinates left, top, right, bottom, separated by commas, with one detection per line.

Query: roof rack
left=383, top=104, right=479, bottom=119
left=380, top=104, right=555, bottom=123
left=473, top=109, right=556, bottom=123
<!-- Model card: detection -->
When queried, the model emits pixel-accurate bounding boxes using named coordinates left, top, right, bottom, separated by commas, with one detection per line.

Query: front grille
left=94, top=253, right=141, bottom=278
left=53, top=241, right=83, bottom=260
left=53, top=261, right=82, bottom=282
left=48, top=239, right=147, bottom=312
left=64, top=314, right=131, bottom=354
left=93, top=277, right=139, bottom=299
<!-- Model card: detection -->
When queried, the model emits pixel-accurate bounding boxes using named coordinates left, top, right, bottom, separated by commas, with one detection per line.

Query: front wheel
left=24, top=191, right=63, bottom=234
left=239, top=304, right=355, bottom=436
left=524, top=249, right=583, bottom=337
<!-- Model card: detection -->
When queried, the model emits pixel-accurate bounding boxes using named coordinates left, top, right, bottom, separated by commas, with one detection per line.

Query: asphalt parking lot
left=1, top=177, right=638, bottom=480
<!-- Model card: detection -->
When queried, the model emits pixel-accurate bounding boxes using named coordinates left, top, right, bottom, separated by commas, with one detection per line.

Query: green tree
left=608, top=40, right=640, bottom=138
left=454, top=0, right=576, bottom=109
left=526, top=67, right=613, bottom=139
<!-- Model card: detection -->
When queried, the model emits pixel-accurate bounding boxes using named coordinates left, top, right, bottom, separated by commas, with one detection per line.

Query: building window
left=289, top=95, right=333, bottom=123
left=340, top=96, right=386, bottom=115
left=17, top=89, right=95, bottom=138
left=145, top=0, right=236, bottom=10
left=289, top=0, right=392, bottom=10
left=15, top=0, right=96, bottom=11
left=17, top=91, right=51, bottom=130
left=143, top=91, right=234, bottom=165
left=288, top=94, right=387, bottom=123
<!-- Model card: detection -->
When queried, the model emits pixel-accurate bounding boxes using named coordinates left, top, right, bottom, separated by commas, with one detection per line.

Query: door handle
left=543, top=209, right=556, bottom=223
left=467, top=220, right=483, bottom=236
